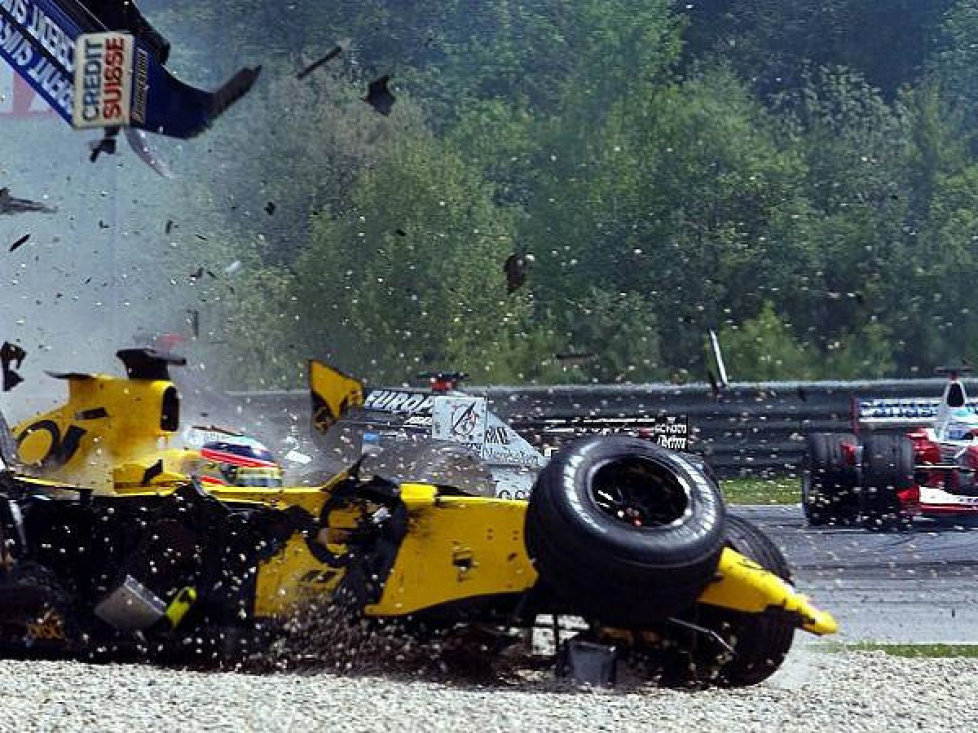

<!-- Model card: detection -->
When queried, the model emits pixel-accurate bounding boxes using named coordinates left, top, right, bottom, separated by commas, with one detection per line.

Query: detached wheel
left=801, top=433, right=859, bottom=525
left=860, top=434, right=914, bottom=531
left=649, top=515, right=795, bottom=688
left=525, top=436, right=725, bottom=627
left=712, top=515, right=795, bottom=686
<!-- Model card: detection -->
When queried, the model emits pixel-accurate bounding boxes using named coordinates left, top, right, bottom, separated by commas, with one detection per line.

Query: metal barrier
left=229, top=378, right=976, bottom=478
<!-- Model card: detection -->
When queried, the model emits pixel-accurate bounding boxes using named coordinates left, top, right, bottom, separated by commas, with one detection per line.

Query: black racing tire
left=712, top=515, right=795, bottom=687
left=0, top=562, right=78, bottom=654
left=801, top=433, right=860, bottom=526
left=525, top=436, right=726, bottom=627
left=860, top=434, right=914, bottom=532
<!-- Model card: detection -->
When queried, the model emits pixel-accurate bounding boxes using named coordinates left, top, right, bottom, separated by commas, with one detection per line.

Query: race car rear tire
left=711, top=515, right=795, bottom=686
left=860, top=434, right=914, bottom=531
left=525, top=436, right=726, bottom=627
left=801, top=433, right=860, bottom=525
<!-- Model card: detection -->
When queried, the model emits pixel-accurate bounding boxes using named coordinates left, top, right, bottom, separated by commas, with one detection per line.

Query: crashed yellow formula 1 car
left=0, top=349, right=835, bottom=686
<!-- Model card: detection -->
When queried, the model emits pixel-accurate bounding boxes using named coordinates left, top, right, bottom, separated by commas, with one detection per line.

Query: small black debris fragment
left=190, top=266, right=204, bottom=280
left=195, top=234, right=208, bottom=241
left=364, top=75, right=396, bottom=115
left=0, top=188, right=55, bottom=215
left=265, top=201, right=276, bottom=216
left=8, top=233, right=30, bottom=253
left=296, top=45, right=343, bottom=79
left=1, top=341, right=26, bottom=392
left=165, top=220, right=174, bottom=234
left=98, top=220, right=110, bottom=229
left=89, top=127, right=120, bottom=162
left=503, top=252, right=533, bottom=293
left=797, top=386, right=808, bottom=403
left=395, top=228, right=407, bottom=237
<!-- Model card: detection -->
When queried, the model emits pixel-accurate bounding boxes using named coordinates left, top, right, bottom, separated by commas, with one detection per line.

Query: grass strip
left=820, top=642, right=978, bottom=658
left=720, top=477, right=799, bottom=505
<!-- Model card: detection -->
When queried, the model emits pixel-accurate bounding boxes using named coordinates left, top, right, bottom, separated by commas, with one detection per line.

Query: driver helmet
left=945, top=407, right=978, bottom=441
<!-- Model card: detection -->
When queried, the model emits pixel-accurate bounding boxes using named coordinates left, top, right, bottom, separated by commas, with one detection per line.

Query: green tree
left=285, top=132, right=533, bottom=384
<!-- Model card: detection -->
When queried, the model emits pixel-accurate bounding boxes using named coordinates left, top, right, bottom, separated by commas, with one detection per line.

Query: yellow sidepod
left=365, top=485, right=537, bottom=617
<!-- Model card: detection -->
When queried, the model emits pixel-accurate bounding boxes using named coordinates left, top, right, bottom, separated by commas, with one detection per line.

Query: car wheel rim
left=589, top=457, right=692, bottom=528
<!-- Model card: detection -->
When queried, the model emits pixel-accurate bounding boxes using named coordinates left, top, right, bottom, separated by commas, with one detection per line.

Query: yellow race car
left=0, top=348, right=835, bottom=686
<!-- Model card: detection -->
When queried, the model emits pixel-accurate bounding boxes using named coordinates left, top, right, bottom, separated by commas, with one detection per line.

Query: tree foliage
left=143, top=0, right=978, bottom=387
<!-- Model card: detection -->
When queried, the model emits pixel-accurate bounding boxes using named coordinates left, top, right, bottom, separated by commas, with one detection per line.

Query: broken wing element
left=0, top=0, right=259, bottom=141
left=309, top=361, right=364, bottom=433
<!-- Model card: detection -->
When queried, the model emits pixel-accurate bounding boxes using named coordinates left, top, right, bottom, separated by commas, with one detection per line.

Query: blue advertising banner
left=0, top=0, right=83, bottom=123
left=0, top=0, right=258, bottom=141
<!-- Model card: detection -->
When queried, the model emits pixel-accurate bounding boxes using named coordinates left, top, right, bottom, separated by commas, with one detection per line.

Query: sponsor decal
left=485, top=426, right=510, bottom=445
left=643, top=415, right=689, bottom=451
left=25, top=610, right=65, bottom=643
left=859, top=398, right=978, bottom=421
left=130, top=46, right=147, bottom=123
left=363, top=389, right=434, bottom=415
left=538, top=414, right=689, bottom=452
left=432, top=396, right=487, bottom=446
left=72, top=32, right=132, bottom=127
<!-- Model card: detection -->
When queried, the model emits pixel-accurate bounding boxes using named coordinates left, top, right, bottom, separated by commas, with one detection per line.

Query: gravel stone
left=0, top=645, right=974, bottom=732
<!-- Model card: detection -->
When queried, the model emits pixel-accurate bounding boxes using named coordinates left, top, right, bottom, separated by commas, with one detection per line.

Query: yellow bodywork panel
left=252, top=484, right=538, bottom=619
left=700, top=548, right=838, bottom=635
left=13, top=373, right=179, bottom=493
left=252, top=486, right=837, bottom=636
left=255, top=535, right=345, bottom=617
left=366, top=485, right=537, bottom=616
left=308, top=359, right=364, bottom=433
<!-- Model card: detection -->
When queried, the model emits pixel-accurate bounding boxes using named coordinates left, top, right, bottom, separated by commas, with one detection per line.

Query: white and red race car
left=802, top=368, right=978, bottom=529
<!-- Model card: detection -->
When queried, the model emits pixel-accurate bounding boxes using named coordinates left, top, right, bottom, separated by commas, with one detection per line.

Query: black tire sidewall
left=714, top=515, right=796, bottom=687
left=803, top=432, right=859, bottom=524
left=526, top=436, right=726, bottom=625
left=860, top=434, right=914, bottom=530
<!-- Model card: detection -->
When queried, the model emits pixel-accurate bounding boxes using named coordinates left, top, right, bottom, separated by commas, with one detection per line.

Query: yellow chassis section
left=250, top=483, right=836, bottom=635
left=9, top=364, right=836, bottom=636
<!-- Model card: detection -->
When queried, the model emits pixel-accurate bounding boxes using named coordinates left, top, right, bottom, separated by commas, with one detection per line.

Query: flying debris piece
left=0, top=342, right=26, bottom=392
left=195, top=234, right=208, bottom=241
left=190, top=267, right=204, bottom=280
left=296, top=45, right=343, bottom=80
left=797, top=386, right=808, bottom=403
left=0, top=0, right=261, bottom=170
left=395, top=228, right=407, bottom=237
left=265, top=201, right=276, bottom=216
left=124, top=128, right=174, bottom=179
left=8, top=234, right=30, bottom=253
left=364, top=75, right=396, bottom=115
left=89, top=127, right=120, bottom=163
left=165, top=220, right=174, bottom=234
left=187, top=309, right=200, bottom=339
left=225, top=260, right=243, bottom=275
left=0, top=189, right=55, bottom=216
left=503, top=252, right=534, bottom=294
left=98, top=221, right=110, bottom=229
